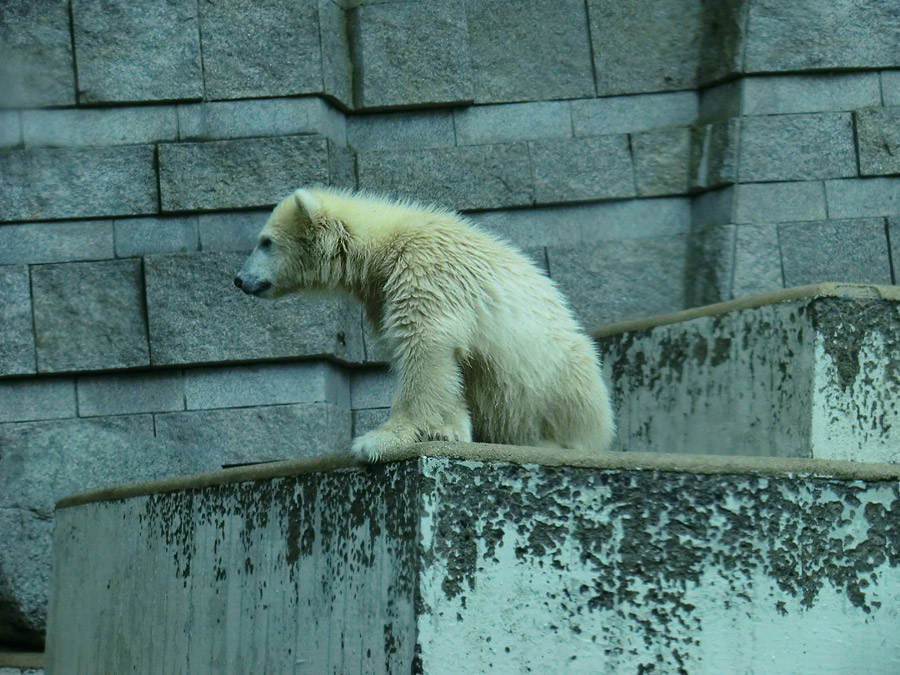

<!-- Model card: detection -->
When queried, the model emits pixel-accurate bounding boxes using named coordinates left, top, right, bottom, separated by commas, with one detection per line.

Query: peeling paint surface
left=46, top=458, right=900, bottom=674
left=417, top=458, right=900, bottom=674
left=46, top=464, right=421, bottom=675
left=599, top=295, right=900, bottom=462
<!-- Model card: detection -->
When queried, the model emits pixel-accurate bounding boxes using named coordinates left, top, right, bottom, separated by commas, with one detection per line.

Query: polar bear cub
left=235, top=187, right=615, bottom=461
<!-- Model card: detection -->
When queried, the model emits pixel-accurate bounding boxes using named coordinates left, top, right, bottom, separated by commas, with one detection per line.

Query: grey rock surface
left=0, top=266, right=36, bottom=376
left=632, top=127, right=692, bottom=197
left=855, top=107, right=900, bottom=177
left=530, top=135, right=634, bottom=204
left=0, top=221, right=114, bottom=266
left=31, top=260, right=149, bottom=373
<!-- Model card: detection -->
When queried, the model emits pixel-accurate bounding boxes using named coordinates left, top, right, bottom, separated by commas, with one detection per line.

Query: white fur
left=236, top=187, right=616, bottom=461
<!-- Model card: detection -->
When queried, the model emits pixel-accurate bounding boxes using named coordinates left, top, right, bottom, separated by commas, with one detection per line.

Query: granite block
left=347, top=110, right=456, bottom=151
left=696, top=0, right=749, bottom=85
left=466, top=0, right=595, bottom=103
left=114, top=217, right=200, bottom=258
left=632, top=126, right=691, bottom=197
left=0, top=0, right=74, bottom=108
left=744, top=0, right=900, bottom=73
left=154, top=402, right=352, bottom=462
left=453, top=101, right=572, bottom=146
left=0, top=110, right=21, bottom=147
left=22, top=107, right=178, bottom=147
left=825, top=177, right=900, bottom=219
left=144, top=252, right=365, bottom=366
left=692, top=187, right=735, bottom=229
left=571, top=91, right=698, bottom=136
left=352, top=407, right=391, bottom=436
left=0, top=265, right=36, bottom=376
left=350, top=367, right=395, bottom=409
left=0, top=146, right=157, bottom=222
left=356, top=143, right=533, bottom=210
left=690, top=119, right=739, bottom=190
left=855, top=107, right=900, bottom=177
left=76, top=372, right=185, bottom=417
left=350, top=0, right=472, bottom=108
left=31, top=260, right=150, bottom=373
left=0, top=377, right=75, bottom=423
left=197, top=211, right=270, bottom=252
left=734, top=181, right=827, bottom=224
left=158, top=136, right=330, bottom=212
left=183, top=362, right=350, bottom=410
left=588, top=0, right=702, bottom=96
left=778, top=218, right=891, bottom=287
left=198, top=0, right=322, bottom=100
left=72, top=0, right=202, bottom=103
left=738, top=113, right=856, bottom=182
left=529, top=135, right=634, bottom=204
left=732, top=224, right=784, bottom=298
left=883, top=71, right=900, bottom=107
left=0, top=221, right=114, bottom=265
left=741, top=73, right=882, bottom=115
left=319, top=0, right=353, bottom=107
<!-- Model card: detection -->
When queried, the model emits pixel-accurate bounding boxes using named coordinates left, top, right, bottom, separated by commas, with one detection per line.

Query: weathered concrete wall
left=45, top=445, right=900, bottom=674
left=598, top=284, right=900, bottom=463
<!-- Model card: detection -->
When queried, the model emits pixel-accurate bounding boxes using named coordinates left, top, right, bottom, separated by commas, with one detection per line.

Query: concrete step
left=46, top=443, right=900, bottom=674
left=596, top=283, right=900, bottom=463
left=0, top=651, right=42, bottom=675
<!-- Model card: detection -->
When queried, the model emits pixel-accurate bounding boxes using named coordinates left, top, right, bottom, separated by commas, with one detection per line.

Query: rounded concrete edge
left=593, top=282, right=900, bottom=339
left=56, top=441, right=900, bottom=510
left=0, top=651, right=43, bottom=669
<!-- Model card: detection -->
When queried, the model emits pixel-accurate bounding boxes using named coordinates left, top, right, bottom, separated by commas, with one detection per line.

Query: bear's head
left=234, top=188, right=349, bottom=298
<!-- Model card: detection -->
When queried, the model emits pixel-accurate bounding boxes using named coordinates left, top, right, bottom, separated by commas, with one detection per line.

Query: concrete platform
left=597, top=283, right=900, bottom=462
left=46, top=443, right=900, bottom=674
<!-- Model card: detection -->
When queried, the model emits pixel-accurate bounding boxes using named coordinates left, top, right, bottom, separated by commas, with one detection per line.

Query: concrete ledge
left=0, top=652, right=42, bottom=670
left=46, top=443, right=900, bottom=674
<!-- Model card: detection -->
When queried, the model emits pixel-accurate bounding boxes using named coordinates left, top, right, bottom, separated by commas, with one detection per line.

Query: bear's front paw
left=350, top=426, right=416, bottom=463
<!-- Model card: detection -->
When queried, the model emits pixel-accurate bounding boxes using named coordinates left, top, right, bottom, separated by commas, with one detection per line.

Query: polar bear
left=234, top=187, right=615, bottom=461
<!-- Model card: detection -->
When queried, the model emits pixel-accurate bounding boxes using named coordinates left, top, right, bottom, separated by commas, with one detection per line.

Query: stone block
left=183, top=362, right=350, bottom=411
left=632, top=126, right=691, bottom=197
left=197, top=211, right=269, bottom=253
left=744, top=0, right=900, bottom=73
left=46, top=449, right=900, bottom=673
left=466, top=0, right=595, bottom=103
left=548, top=235, right=691, bottom=328
left=732, top=224, right=783, bottom=298
left=453, top=102, right=572, bottom=146
left=0, top=221, right=113, bottom=266
left=0, top=111, right=20, bottom=147
left=153, top=402, right=352, bottom=463
left=530, top=135, right=634, bottom=204
left=571, top=91, right=698, bottom=136
left=470, top=197, right=691, bottom=249
left=0, top=414, right=155, bottom=646
left=599, top=284, right=900, bottom=463
left=356, top=144, right=533, bottom=211
left=778, top=219, right=891, bottom=288
left=741, top=73, right=882, bottom=115
left=21, top=107, right=178, bottom=147
left=889, top=217, right=900, bottom=276
left=855, top=107, right=900, bottom=177
left=347, top=110, right=455, bottom=151
left=588, top=0, right=702, bottom=96
left=0, top=266, right=35, bottom=376
left=199, top=0, right=322, bottom=100
left=684, top=224, right=736, bottom=307
left=691, top=187, right=734, bottom=229
left=696, top=0, right=749, bottom=85
left=0, top=146, right=157, bottom=223
left=352, top=407, right=390, bottom=436
left=144, top=252, right=365, bottom=366
left=690, top=119, right=738, bottom=190
left=734, top=181, right=826, bottom=224
left=698, top=80, right=743, bottom=122
left=327, top=142, right=358, bottom=190
left=178, top=97, right=346, bottom=145
left=318, top=0, right=353, bottom=107
left=883, top=70, right=900, bottom=107
left=350, top=367, right=395, bottom=409
left=738, top=113, right=856, bottom=182
left=0, top=378, right=75, bottom=424
left=158, top=136, right=330, bottom=212
left=114, top=217, right=200, bottom=258
left=825, top=177, right=900, bottom=219
left=71, top=0, right=202, bottom=103
left=349, top=0, right=472, bottom=109
left=76, top=372, right=185, bottom=417
left=0, top=0, right=74, bottom=108
left=31, top=260, right=150, bottom=373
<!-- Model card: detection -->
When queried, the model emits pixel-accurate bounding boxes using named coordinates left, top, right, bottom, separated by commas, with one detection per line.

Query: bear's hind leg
left=351, top=343, right=472, bottom=462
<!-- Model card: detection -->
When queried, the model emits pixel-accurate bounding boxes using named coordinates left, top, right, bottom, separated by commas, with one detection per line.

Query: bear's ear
left=293, top=189, right=321, bottom=225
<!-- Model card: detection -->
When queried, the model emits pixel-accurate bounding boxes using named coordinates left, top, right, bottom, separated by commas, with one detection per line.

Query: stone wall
left=2, top=0, right=900, bottom=650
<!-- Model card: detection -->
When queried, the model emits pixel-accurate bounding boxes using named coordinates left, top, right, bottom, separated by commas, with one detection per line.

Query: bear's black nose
left=234, top=276, right=243, bottom=290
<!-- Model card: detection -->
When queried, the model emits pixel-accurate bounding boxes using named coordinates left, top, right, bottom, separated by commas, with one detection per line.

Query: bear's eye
left=259, top=237, right=273, bottom=250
